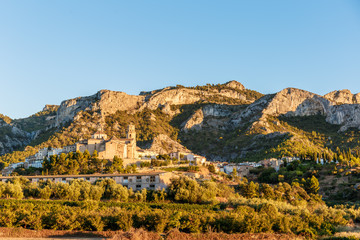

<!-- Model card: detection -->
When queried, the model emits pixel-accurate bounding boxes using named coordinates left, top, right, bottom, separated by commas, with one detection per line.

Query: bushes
left=167, top=177, right=235, bottom=204
left=0, top=176, right=356, bottom=237
left=0, top=198, right=356, bottom=237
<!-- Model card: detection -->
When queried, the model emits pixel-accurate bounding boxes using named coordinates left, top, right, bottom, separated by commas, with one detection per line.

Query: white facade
left=47, top=148, right=64, bottom=158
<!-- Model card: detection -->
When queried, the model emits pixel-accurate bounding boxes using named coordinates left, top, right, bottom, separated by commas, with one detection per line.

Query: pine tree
left=306, top=176, right=320, bottom=194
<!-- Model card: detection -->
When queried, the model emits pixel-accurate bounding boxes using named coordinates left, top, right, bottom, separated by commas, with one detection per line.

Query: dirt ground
left=0, top=228, right=305, bottom=240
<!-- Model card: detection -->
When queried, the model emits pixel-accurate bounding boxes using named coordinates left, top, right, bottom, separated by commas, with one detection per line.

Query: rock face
left=145, top=134, right=189, bottom=154
left=262, top=88, right=330, bottom=116
left=0, top=106, right=59, bottom=155
left=224, top=80, right=245, bottom=91
left=324, top=89, right=360, bottom=104
left=244, top=88, right=360, bottom=132
left=56, top=94, right=97, bottom=126
left=3, top=80, right=360, bottom=160
left=56, top=81, right=255, bottom=126
left=182, top=109, right=204, bottom=132
left=326, top=104, right=360, bottom=131
left=182, top=104, right=234, bottom=131
left=0, top=122, right=32, bottom=155
left=231, top=94, right=274, bottom=127
left=56, top=90, right=145, bottom=126
left=93, top=90, right=145, bottom=115
left=142, top=86, right=251, bottom=114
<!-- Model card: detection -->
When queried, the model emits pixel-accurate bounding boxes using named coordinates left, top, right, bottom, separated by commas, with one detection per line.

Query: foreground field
left=0, top=227, right=304, bottom=240
left=0, top=198, right=358, bottom=239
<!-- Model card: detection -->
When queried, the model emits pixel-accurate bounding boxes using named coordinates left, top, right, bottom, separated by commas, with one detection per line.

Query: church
left=71, top=124, right=137, bottom=160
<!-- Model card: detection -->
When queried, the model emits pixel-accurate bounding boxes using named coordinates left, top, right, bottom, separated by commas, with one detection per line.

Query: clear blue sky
left=1, top=0, right=359, bottom=119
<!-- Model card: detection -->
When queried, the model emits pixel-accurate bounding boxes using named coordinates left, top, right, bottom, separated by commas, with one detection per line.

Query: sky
left=0, top=0, right=359, bottom=119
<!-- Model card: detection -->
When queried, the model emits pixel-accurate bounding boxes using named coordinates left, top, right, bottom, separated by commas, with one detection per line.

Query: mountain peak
left=324, top=89, right=360, bottom=104
left=223, top=80, right=245, bottom=91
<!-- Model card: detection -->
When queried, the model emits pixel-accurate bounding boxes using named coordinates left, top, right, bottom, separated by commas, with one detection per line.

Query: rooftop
left=0, top=171, right=167, bottom=179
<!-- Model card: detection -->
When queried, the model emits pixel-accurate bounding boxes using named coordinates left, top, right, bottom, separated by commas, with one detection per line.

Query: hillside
left=1, top=81, right=360, bottom=167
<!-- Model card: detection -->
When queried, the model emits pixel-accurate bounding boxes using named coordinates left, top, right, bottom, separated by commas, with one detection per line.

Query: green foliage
left=0, top=174, right=355, bottom=237
left=42, top=151, right=131, bottom=175
left=0, top=197, right=352, bottom=236
left=181, top=82, right=264, bottom=104
left=13, top=106, right=58, bottom=132
left=105, top=108, right=178, bottom=145
left=305, top=175, right=320, bottom=194
left=167, top=177, right=235, bottom=204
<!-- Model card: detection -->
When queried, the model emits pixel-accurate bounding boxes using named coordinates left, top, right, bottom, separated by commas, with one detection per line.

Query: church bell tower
left=126, top=123, right=136, bottom=140
left=126, top=123, right=136, bottom=159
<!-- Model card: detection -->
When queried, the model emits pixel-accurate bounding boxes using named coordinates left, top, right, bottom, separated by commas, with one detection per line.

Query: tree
left=232, top=167, right=238, bottom=177
left=306, top=176, right=320, bottom=194
left=260, top=183, right=275, bottom=200
left=3, top=183, right=23, bottom=199
left=207, top=164, right=216, bottom=173
left=241, top=181, right=259, bottom=198
left=110, top=156, right=123, bottom=173
left=110, top=184, right=129, bottom=201
left=92, top=150, right=98, bottom=158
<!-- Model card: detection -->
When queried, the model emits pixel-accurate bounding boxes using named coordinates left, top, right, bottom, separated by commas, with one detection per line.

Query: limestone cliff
left=144, top=134, right=189, bottom=154
left=0, top=121, right=32, bottom=155
left=324, top=89, right=360, bottom=105
left=182, top=104, right=234, bottom=132
left=0, top=106, right=58, bottom=155
left=3, top=80, right=360, bottom=163
left=249, top=88, right=360, bottom=132
left=56, top=90, right=145, bottom=126
left=224, top=80, right=245, bottom=91
left=141, top=86, right=252, bottom=115
left=55, top=81, right=256, bottom=126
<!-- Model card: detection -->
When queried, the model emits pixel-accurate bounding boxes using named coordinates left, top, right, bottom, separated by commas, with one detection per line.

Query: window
left=62, top=178, right=66, bottom=181
left=123, top=177, right=128, bottom=183
left=123, top=184, right=128, bottom=188
left=150, top=176, right=156, bottom=183
left=150, top=184, right=155, bottom=189
left=136, top=185, right=141, bottom=189
left=86, top=177, right=90, bottom=181
left=136, top=176, right=142, bottom=182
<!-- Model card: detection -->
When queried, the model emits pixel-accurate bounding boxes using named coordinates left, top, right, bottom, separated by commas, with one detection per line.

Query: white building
left=47, top=148, right=64, bottom=158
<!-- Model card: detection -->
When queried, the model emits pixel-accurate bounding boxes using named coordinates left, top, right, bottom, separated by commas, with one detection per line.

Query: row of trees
left=41, top=151, right=136, bottom=175
left=0, top=176, right=356, bottom=237
left=0, top=177, right=167, bottom=202
left=0, top=193, right=352, bottom=236
left=0, top=175, right=321, bottom=207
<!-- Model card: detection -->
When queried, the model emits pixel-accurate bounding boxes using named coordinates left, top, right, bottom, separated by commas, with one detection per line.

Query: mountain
left=1, top=80, right=360, bottom=166
left=0, top=105, right=58, bottom=155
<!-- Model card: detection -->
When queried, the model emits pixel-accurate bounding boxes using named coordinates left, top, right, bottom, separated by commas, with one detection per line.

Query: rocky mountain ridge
left=0, top=105, right=58, bottom=155
left=1, top=80, right=360, bottom=163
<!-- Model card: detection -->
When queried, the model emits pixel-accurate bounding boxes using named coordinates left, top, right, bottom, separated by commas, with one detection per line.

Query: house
left=260, top=158, right=283, bottom=171
left=169, top=151, right=192, bottom=160
left=137, top=148, right=158, bottom=160
left=0, top=172, right=174, bottom=191
left=169, top=152, right=207, bottom=165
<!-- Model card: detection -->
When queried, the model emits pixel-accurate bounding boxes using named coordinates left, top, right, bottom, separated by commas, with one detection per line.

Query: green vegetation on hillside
left=264, top=115, right=360, bottom=163
left=105, top=108, right=179, bottom=145
left=182, top=83, right=264, bottom=101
